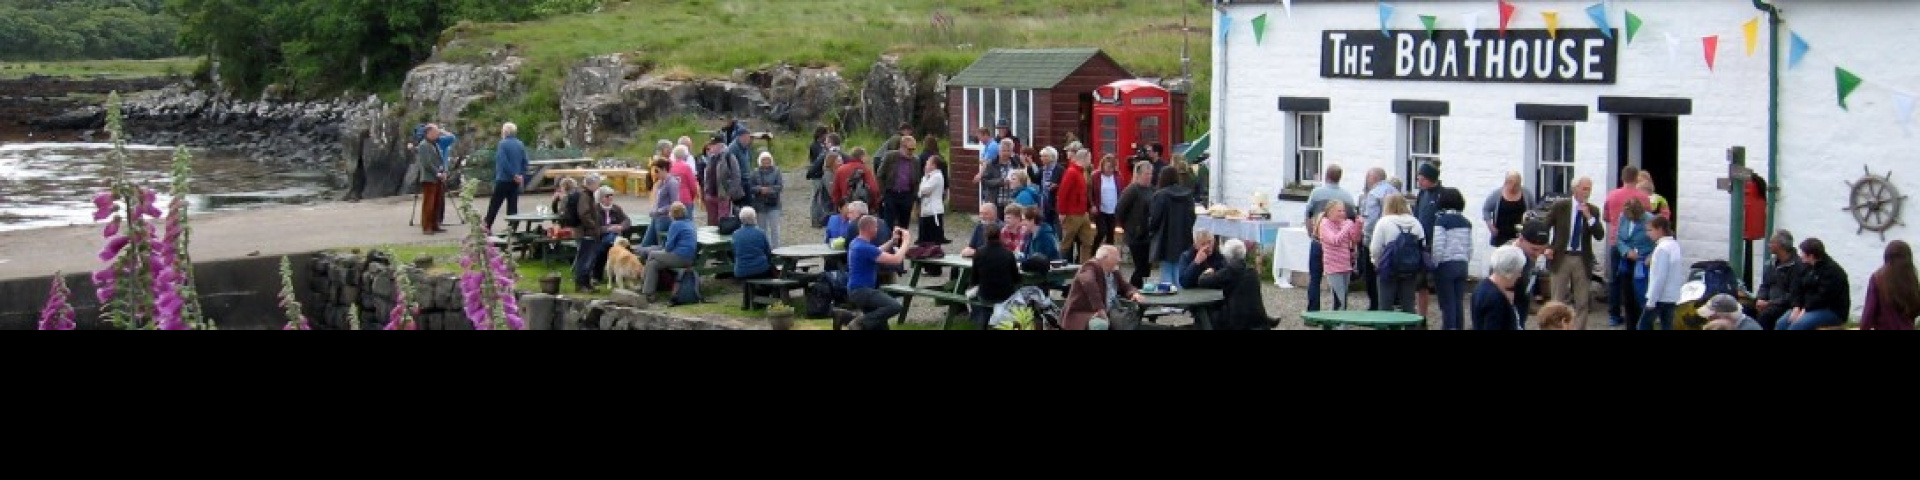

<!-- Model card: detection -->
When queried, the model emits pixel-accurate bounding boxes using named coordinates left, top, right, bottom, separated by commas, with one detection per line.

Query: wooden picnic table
left=526, top=159, right=595, bottom=191
left=1301, top=310, right=1425, bottom=330
left=771, top=244, right=844, bottom=278
left=1135, top=288, right=1226, bottom=330
left=882, top=253, right=1081, bottom=329
left=502, top=212, right=563, bottom=263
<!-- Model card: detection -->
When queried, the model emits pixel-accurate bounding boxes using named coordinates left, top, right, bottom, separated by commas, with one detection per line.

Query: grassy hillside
left=0, top=57, right=195, bottom=79
left=444, top=0, right=1213, bottom=160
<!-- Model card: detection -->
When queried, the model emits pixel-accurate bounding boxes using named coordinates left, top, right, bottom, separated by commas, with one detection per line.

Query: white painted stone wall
left=1213, top=0, right=1771, bottom=277
left=1772, top=0, right=1920, bottom=317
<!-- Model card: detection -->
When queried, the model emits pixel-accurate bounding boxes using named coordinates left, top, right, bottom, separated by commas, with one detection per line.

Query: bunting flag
left=1837, top=67, right=1863, bottom=110
left=1586, top=3, right=1613, bottom=39
left=1463, top=12, right=1480, bottom=40
left=1625, top=10, right=1643, bottom=45
left=1743, top=17, right=1761, bottom=57
left=1282, top=0, right=1293, bottom=18
left=1542, top=11, right=1560, bottom=40
left=1420, top=15, right=1438, bottom=38
left=1498, top=0, right=1518, bottom=37
left=1252, top=13, right=1269, bottom=45
left=1896, top=93, right=1917, bottom=135
left=1379, top=2, right=1396, bottom=38
left=1788, top=32, right=1809, bottom=69
left=1703, top=35, right=1719, bottom=71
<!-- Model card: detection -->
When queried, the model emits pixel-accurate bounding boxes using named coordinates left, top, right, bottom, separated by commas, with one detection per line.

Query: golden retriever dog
left=605, top=236, right=645, bottom=291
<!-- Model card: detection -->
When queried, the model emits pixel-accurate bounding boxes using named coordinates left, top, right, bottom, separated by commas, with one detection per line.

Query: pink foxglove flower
left=38, top=272, right=76, bottom=330
left=92, top=192, right=115, bottom=221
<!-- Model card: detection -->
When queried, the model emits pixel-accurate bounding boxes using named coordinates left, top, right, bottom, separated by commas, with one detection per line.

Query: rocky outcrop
left=402, top=55, right=525, bottom=123
left=107, top=82, right=369, bottom=169
left=339, top=97, right=413, bottom=200
left=558, top=55, right=847, bottom=148
left=855, top=56, right=914, bottom=134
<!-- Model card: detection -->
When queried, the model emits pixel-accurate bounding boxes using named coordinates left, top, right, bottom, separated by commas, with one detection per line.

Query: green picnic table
left=1135, top=288, right=1226, bottom=330
left=882, top=254, right=1080, bottom=329
left=1301, top=310, right=1426, bottom=330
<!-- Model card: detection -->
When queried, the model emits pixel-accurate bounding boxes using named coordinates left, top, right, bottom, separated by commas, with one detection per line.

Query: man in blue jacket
left=484, top=122, right=530, bottom=233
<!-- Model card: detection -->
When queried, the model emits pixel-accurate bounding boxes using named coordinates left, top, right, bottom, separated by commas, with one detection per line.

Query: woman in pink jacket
left=1317, top=200, right=1363, bottom=311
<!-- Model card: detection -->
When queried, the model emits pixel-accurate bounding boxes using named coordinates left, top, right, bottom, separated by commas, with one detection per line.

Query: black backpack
left=845, top=167, right=873, bottom=206
left=1381, top=224, right=1428, bottom=277
left=558, top=190, right=584, bottom=228
left=805, top=277, right=835, bottom=318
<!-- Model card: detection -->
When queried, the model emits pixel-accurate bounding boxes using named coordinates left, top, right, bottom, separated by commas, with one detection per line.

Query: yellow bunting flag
left=1543, top=11, right=1561, bottom=39
left=1743, top=17, right=1761, bottom=57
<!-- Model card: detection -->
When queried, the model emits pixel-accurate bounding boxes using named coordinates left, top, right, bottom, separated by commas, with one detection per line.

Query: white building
left=1210, top=0, right=1916, bottom=318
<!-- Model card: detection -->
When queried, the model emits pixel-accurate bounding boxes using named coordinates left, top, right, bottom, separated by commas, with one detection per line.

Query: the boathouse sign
left=1322, top=29, right=1618, bottom=84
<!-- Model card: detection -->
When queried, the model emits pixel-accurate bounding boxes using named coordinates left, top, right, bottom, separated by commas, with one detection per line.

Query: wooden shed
left=945, top=48, right=1185, bottom=211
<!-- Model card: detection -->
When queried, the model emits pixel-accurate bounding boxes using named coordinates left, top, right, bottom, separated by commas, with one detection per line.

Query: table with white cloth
left=1191, top=217, right=1309, bottom=288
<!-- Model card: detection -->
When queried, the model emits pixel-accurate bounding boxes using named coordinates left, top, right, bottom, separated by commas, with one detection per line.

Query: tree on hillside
left=166, top=0, right=600, bottom=98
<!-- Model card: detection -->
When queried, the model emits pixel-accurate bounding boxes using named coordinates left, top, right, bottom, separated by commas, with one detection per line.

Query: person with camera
left=834, top=217, right=912, bottom=330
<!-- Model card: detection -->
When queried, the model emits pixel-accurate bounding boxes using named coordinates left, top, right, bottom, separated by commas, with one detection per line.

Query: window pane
left=1541, top=124, right=1562, bottom=161
left=1300, top=149, right=1322, bottom=184
left=1560, top=126, right=1576, bottom=161
left=1412, top=119, right=1433, bottom=155
left=1138, top=116, right=1162, bottom=146
left=1429, top=119, right=1441, bottom=153
left=1099, top=115, right=1118, bottom=157
left=1300, top=114, right=1322, bottom=148
left=999, top=89, right=1014, bottom=141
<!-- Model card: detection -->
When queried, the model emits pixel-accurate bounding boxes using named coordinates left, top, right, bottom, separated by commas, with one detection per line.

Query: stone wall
left=305, top=252, right=748, bottom=330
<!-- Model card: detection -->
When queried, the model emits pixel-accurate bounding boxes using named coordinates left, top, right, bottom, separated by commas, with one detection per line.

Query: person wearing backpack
left=832, top=147, right=881, bottom=209
left=1369, top=194, right=1426, bottom=314
left=569, top=175, right=608, bottom=293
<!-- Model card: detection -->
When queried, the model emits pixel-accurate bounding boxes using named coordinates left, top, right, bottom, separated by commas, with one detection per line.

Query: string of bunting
left=1225, top=0, right=1916, bottom=133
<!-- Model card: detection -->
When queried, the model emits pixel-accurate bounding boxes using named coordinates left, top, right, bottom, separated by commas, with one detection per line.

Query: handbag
left=716, top=216, right=743, bottom=235
left=1104, top=271, right=1142, bottom=330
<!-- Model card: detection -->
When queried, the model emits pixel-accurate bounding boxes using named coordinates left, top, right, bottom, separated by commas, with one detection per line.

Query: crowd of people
left=1298, top=160, right=1920, bottom=330
left=422, top=115, right=1918, bottom=331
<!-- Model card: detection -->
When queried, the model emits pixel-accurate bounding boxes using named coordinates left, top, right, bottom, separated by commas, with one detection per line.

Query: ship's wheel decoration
left=1842, top=165, right=1907, bottom=241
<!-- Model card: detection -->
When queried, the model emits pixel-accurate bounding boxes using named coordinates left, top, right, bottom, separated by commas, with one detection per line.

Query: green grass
left=0, top=57, right=197, bottom=80
left=444, top=0, right=1212, bottom=152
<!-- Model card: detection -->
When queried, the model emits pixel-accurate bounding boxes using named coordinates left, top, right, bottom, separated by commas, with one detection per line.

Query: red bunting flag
left=1499, top=0, right=1518, bottom=37
left=1703, top=35, right=1720, bottom=71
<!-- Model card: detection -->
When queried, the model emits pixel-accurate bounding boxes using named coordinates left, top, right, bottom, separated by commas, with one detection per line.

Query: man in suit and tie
left=1546, top=177, right=1607, bottom=329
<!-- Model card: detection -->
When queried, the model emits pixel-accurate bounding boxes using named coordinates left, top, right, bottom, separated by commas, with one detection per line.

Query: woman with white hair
left=1472, top=245, right=1529, bottom=330
left=731, top=207, right=776, bottom=280
left=1193, top=238, right=1279, bottom=330
left=747, top=151, right=784, bottom=247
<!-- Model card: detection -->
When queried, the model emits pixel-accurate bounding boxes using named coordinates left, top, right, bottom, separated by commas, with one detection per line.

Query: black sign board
left=1321, top=29, right=1618, bottom=84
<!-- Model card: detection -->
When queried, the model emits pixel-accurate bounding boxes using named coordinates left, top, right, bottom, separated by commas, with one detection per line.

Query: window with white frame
left=1405, top=116, right=1441, bottom=182
left=1293, top=113, right=1325, bottom=186
left=1535, top=122, right=1577, bottom=199
left=960, top=87, right=1036, bottom=149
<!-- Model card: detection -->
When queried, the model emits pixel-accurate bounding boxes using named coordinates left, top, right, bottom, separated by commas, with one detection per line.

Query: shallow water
left=0, top=142, right=335, bottom=232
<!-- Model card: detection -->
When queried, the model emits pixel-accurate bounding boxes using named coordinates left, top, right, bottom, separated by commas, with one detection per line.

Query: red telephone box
left=1090, top=79, right=1175, bottom=185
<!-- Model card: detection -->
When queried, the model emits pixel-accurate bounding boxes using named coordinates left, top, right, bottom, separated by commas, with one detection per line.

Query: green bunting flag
left=1837, top=67, right=1864, bottom=110
left=1253, top=13, right=1269, bottom=45
left=1420, top=15, right=1438, bottom=38
left=1625, top=11, right=1643, bottom=45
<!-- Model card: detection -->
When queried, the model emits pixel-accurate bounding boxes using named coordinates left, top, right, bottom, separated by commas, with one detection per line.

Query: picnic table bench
left=885, top=254, right=1081, bottom=330
left=1301, top=310, right=1426, bottom=330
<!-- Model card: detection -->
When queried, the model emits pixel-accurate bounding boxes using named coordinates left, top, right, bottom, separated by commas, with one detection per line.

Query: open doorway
left=1616, top=115, right=1680, bottom=221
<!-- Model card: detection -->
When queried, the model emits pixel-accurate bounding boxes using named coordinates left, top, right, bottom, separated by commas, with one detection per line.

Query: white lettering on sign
left=1396, top=34, right=1416, bottom=76
left=1464, top=38, right=1482, bottom=78
left=1558, top=39, right=1579, bottom=78
left=1583, top=39, right=1605, bottom=81
left=1322, top=29, right=1616, bottom=84
left=1486, top=38, right=1506, bottom=79
left=1131, top=97, right=1164, bottom=105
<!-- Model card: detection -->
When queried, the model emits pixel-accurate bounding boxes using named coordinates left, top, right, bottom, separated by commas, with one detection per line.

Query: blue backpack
left=1380, top=224, right=1429, bottom=277
left=671, top=269, right=703, bottom=306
